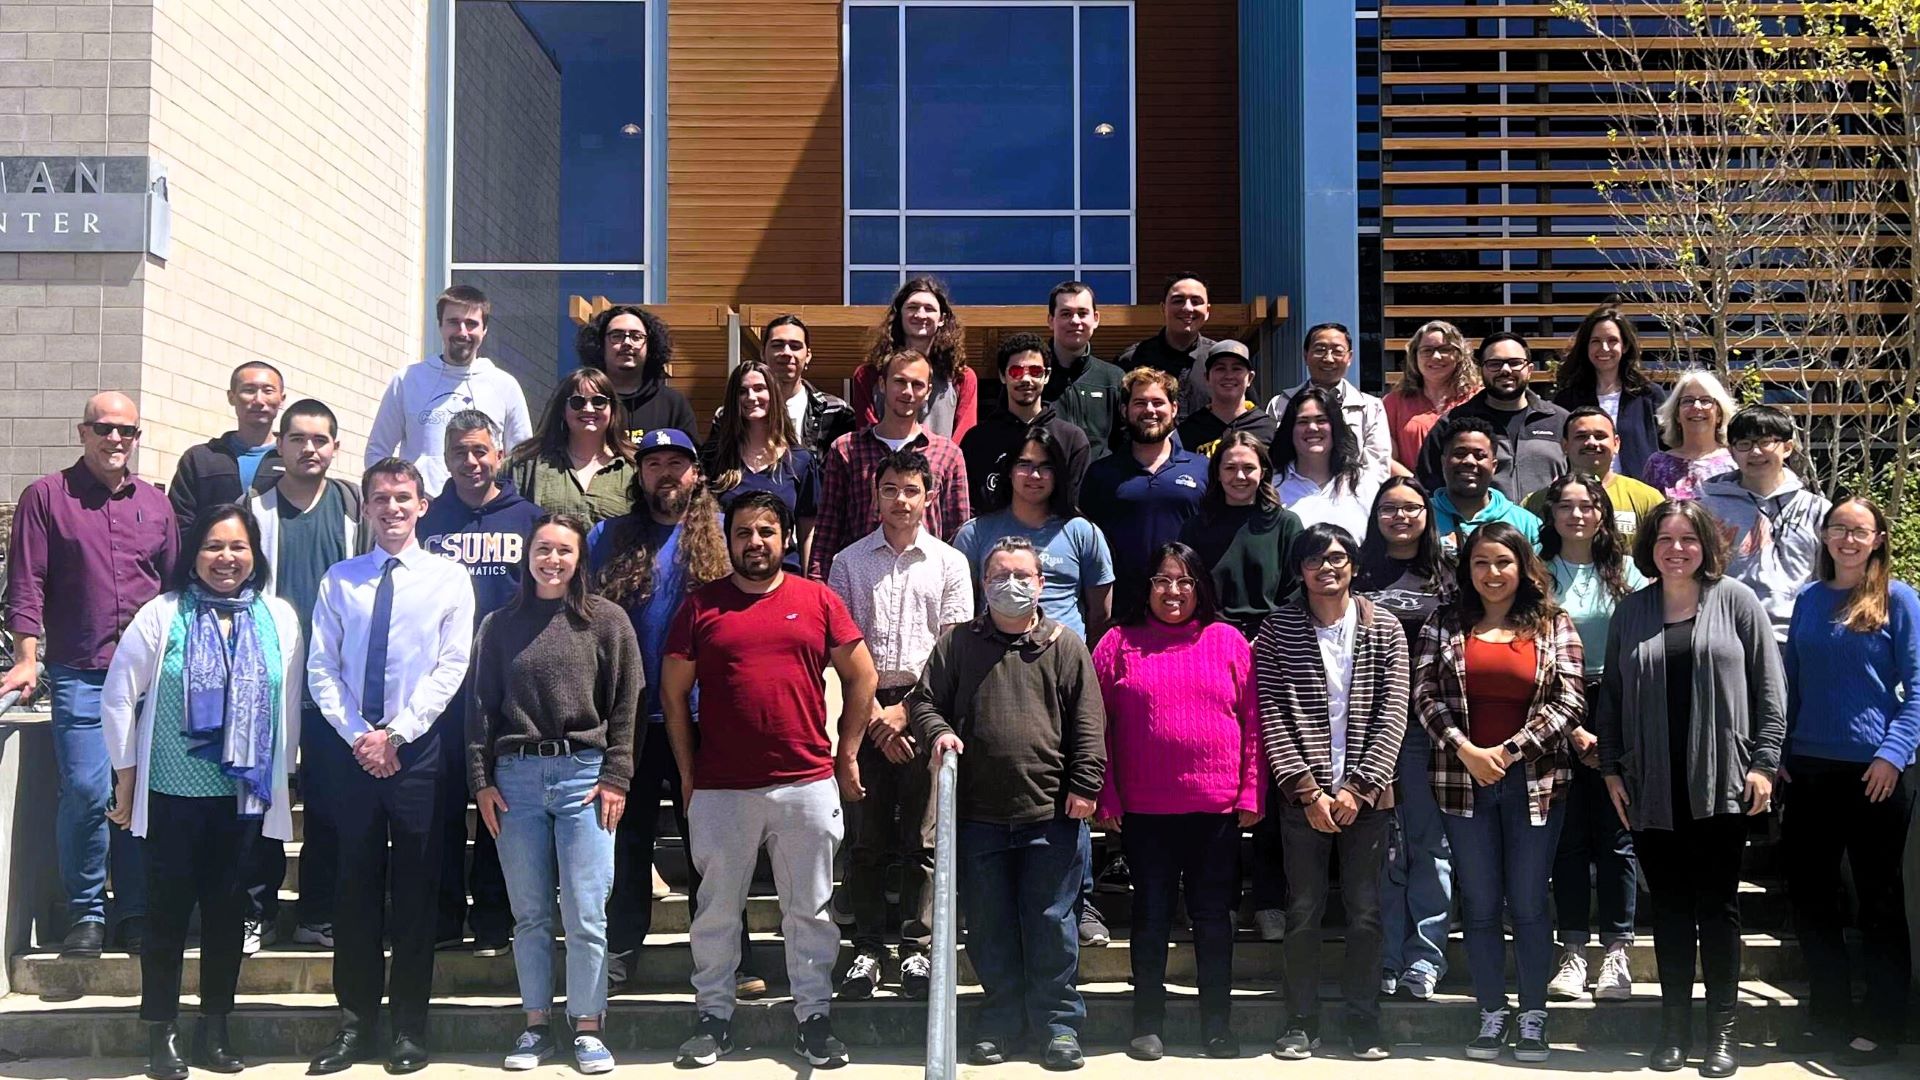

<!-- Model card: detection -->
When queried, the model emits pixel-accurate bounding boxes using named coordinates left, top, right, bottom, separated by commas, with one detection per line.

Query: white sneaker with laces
left=1547, top=947, right=1588, bottom=1001
left=1593, top=942, right=1633, bottom=1001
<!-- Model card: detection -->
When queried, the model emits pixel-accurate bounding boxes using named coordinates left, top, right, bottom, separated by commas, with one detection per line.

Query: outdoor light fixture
left=620, top=123, right=642, bottom=137
left=1093, top=122, right=1115, bottom=137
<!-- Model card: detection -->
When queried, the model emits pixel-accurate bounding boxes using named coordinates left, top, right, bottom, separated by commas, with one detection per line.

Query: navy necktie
left=362, top=556, right=400, bottom=728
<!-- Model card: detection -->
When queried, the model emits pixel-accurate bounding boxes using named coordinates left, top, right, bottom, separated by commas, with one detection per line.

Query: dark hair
left=362, top=456, right=426, bottom=499
left=581, top=304, right=676, bottom=384
left=1289, top=522, right=1360, bottom=584
left=1561, top=405, right=1614, bottom=437
left=1475, top=330, right=1532, bottom=365
left=722, top=489, right=795, bottom=548
left=876, top=448, right=934, bottom=493
left=1126, top=541, right=1220, bottom=628
left=1199, top=430, right=1281, bottom=516
left=278, top=398, right=337, bottom=438
left=512, top=513, right=595, bottom=623
left=995, top=331, right=1050, bottom=374
left=866, top=277, right=966, bottom=379
left=1557, top=305, right=1651, bottom=398
left=1303, top=322, right=1353, bottom=354
left=509, top=367, right=637, bottom=469
left=707, top=360, right=799, bottom=495
left=174, top=502, right=271, bottom=594
left=1726, top=403, right=1798, bottom=445
left=1048, top=280, right=1097, bottom=315
left=1271, top=384, right=1362, bottom=494
left=1633, top=499, right=1728, bottom=582
left=1357, top=476, right=1455, bottom=595
left=436, top=284, right=490, bottom=325
left=1160, top=272, right=1209, bottom=300
left=1438, top=412, right=1499, bottom=453
left=762, top=313, right=810, bottom=348
left=1448, top=521, right=1561, bottom=638
left=231, top=361, right=284, bottom=390
left=999, top=426, right=1079, bottom=519
left=1538, top=474, right=1634, bottom=599
left=597, top=479, right=729, bottom=606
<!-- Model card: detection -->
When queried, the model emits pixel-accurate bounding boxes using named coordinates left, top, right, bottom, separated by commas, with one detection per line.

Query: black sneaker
left=1042, top=1033, right=1085, bottom=1071
left=1094, top=855, right=1132, bottom=893
left=1513, top=1009, right=1550, bottom=1062
left=899, top=953, right=931, bottom=999
left=967, top=1038, right=1008, bottom=1066
left=1466, top=1008, right=1511, bottom=1061
left=675, top=1013, right=733, bottom=1069
left=1274, top=1015, right=1320, bottom=1060
left=794, top=1013, right=849, bottom=1069
left=839, top=953, right=881, bottom=1000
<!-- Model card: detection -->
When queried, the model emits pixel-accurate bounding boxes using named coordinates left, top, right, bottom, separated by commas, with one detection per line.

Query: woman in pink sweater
left=1092, top=541, right=1264, bottom=1062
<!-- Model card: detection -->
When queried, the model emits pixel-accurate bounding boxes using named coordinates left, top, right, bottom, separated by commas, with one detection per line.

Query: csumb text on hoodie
left=417, top=478, right=546, bottom=624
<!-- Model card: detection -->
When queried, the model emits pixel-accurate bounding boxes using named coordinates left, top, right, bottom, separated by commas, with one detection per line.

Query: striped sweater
left=1253, top=595, right=1411, bottom=809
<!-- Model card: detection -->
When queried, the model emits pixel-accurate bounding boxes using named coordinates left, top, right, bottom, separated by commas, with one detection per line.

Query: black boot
left=1699, top=1008, right=1738, bottom=1077
left=1651, top=1005, right=1691, bottom=1071
left=147, top=1021, right=189, bottom=1080
left=194, top=1014, right=247, bottom=1073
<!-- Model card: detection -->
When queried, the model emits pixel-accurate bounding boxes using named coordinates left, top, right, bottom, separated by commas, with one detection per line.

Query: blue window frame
left=844, top=1, right=1136, bottom=305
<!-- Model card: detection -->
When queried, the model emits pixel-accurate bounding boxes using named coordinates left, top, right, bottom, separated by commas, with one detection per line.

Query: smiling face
left=564, top=380, right=611, bottom=438
left=764, top=323, right=810, bottom=389
left=1652, top=514, right=1706, bottom=582
left=899, top=291, right=944, bottom=345
left=78, top=393, right=141, bottom=479
left=1415, top=330, right=1463, bottom=391
left=1125, top=382, right=1175, bottom=443
left=1564, top=414, right=1619, bottom=477
left=727, top=507, right=785, bottom=581
left=1164, top=278, right=1209, bottom=339
left=1004, top=349, right=1049, bottom=409
left=1147, top=554, right=1199, bottom=625
left=528, top=522, right=581, bottom=593
left=1733, top=428, right=1793, bottom=483
left=1206, top=355, right=1253, bottom=405
left=602, top=313, right=648, bottom=377
left=1290, top=398, right=1334, bottom=462
left=1374, top=486, right=1429, bottom=547
left=1217, top=444, right=1264, bottom=506
left=229, top=365, right=285, bottom=432
left=1586, top=318, right=1625, bottom=381
left=195, top=515, right=256, bottom=596
left=1010, top=439, right=1056, bottom=508
left=1301, top=538, right=1355, bottom=601
left=1822, top=499, right=1884, bottom=579
left=1049, top=288, right=1099, bottom=353
left=447, top=427, right=501, bottom=500
left=1676, top=384, right=1723, bottom=437
left=1304, top=327, right=1353, bottom=388
left=439, top=302, right=487, bottom=364
left=1469, top=538, right=1523, bottom=608
left=1551, top=481, right=1603, bottom=545
left=737, top=369, right=774, bottom=423
left=364, top=472, right=425, bottom=548
left=1444, top=431, right=1496, bottom=501
left=885, top=356, right=934, bottom=422
left=1479, top=339, right=1532, bottom=401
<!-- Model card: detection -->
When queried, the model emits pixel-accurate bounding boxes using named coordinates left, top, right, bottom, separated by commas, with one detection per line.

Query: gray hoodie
left=1697, top=469, right=1830, bottom=643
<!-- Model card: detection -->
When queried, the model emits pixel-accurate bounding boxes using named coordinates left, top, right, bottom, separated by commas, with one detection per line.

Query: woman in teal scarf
left=103, top=503, right=302, bottom=1080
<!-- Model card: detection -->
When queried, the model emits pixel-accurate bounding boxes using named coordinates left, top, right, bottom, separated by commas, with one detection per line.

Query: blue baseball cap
left=635, top=427, right=698, bottom=460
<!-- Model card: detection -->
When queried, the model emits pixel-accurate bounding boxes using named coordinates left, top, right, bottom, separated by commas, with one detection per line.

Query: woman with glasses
left=1781, top=497, right=1917, bottom=1065
left=1274, top=386, right=1380, bottom=541
left=1413, top=522, right=1583, bottom=1063
left=1539, top=475, right=1646, bottom=1005
left=702, top=360, right=819, bottom=571
left=1092, top=541, right=1261, bottom=1061
left=1552, top=307, right=1668, bottom=481
left=1386, top=320, right=1479, bottom=472
left=506, top=368, right=639, bottom=524
left=1358, top=478, right=1456, bottom=1001
left=1179, top=431, right=1305, bottom=640
left=1643, top=371, right=1738, bottom=501
left=1597, top=500, right=1785, bottom=1077
left=853, top=277, right=976, bottom=441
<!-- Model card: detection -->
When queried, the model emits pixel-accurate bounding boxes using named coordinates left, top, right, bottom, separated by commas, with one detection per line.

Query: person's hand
left=0, top=660, right=40, bottom=704
left=931, top=733, right=964, bottom=768
left=1776, top=761, right=1792, bottom=785
left=1093, top=815, right=1121, bottom=833
left=1863, top=758, right=1900, bottom=803
left=1457, top=743, right=1508, bottom=786
left=1236, top=809, right=1263, bottom=828
left=476, top=786, right=508, bottom=838
left=836, top=754, right=866, bottom=803
left=1743, top=770, right=1774, bottom=816
left=1305, top=793, right=1341, bottom=834
left=1604, top=774, right=1632, bottom=830
left=1569, top=726, right=1599, bottom=765
left=878, top=728, right=917, bottom=766
left=866, top=704, right=909, bottom=747
left=105, top=769, right=135, bottom=829
left=352, top=730, right=397, bottom=778
left=1330, top=789, right=1362, bottom=826
left=1065, top=794, right=1096, bottom=820
left=585, top=782, right=626, bottom=831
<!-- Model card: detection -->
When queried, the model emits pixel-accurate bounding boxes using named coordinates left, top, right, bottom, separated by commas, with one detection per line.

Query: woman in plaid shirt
left=1412, top=521, right=1584, bottom=1064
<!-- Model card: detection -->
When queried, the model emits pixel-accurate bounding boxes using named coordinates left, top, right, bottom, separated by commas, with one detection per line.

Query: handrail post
left=925, top=751, right=960, bottom=1080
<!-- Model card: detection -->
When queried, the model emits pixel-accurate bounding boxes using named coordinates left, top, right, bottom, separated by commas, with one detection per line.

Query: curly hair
left=580, top=304, right=676, bottom=385
left=863, top=277, right=967, bottom=380
left=597, top=481, right=729, bottom=607
left=706, top=360, right=800, bottom=495
left=1398, top=319, right=1480, bottom=403
left=1537, top=474, right=1634, bottom=600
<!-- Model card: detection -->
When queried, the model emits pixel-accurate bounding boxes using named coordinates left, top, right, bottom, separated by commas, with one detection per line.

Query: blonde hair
left=1818, top=496, right=1892, bottom=634
left=1121, top=365, right=1182, bottom=404
left=1655, top=369, right=1737, bottom=447
left=1398, top=319, right=1480, bottom=402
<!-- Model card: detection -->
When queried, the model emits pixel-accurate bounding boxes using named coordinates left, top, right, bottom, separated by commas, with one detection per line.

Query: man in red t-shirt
left=660, top=490, right=878, bottom=1070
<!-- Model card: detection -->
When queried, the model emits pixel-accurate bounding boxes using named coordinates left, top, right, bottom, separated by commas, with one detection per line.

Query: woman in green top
left=1539, top=474, right=1646, bottom=1008
left=1178, top=431, right=1305, bottom=641
left=507, top=367, right=639, bottom=524
left=101, top=504, right=303, bottom=1080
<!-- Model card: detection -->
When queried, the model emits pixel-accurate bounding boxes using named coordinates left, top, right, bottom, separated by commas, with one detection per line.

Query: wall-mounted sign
left=0, top=156, right=171, bottom=258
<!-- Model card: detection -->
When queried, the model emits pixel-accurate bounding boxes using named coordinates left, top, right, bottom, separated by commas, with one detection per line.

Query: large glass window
left=450, top=1, right=654, bottom=380
left=844, top=2, right=1136, bottom=305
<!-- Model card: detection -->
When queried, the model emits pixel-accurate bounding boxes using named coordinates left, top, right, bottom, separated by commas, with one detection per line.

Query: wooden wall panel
left=1135, top=1, right=1243, bottom=303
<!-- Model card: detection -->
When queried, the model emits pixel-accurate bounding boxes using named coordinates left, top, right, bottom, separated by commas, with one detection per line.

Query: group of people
left=1, top=279, right=1912, bottom=1078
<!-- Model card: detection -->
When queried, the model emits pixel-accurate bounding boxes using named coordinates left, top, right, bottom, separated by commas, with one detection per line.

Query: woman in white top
left=1274, top=385, right=1381, bottom=541
left=102, top=503, right=302, bottom=1080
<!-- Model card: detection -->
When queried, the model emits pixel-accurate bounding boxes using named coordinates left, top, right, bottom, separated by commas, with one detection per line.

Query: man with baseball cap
left=1176, top=340, right=1278, bottom=458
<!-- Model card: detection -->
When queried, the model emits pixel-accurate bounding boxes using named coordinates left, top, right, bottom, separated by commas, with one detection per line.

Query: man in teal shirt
left=1431, top=415, right=1541, bottom=553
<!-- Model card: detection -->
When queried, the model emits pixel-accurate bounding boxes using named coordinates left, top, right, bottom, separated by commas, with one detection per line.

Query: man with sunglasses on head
left=4, top=393, right=177, bottom=959
left=1414, top=332, right=1568, bottom=501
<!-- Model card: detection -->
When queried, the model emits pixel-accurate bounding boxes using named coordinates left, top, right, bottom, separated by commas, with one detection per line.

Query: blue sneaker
left=503, top=1026, right=556, bottom=1071
left=572, top=1033, right=615, bottom=1074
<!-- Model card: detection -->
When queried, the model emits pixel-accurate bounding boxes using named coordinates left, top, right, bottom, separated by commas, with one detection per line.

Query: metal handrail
left=924, top=749, right=959, bottom=1080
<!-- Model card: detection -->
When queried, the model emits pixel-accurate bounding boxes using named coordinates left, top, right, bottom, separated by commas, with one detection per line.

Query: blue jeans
left=48, top=664, right=146, bottom=927
left=1380, top=723, right=1452, bottom=980
left=1442, top=767, right=1565, bottom=1013
left=493, top=749, right=617, bottom=1020
left=958, top=817, right=1087, bottom=1041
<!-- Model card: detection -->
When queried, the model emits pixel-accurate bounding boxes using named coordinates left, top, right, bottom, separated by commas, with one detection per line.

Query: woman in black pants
left=1597, top=500, right=1787, bottom=1077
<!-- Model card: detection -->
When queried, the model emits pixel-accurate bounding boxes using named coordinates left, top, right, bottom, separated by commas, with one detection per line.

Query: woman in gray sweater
left=1597, top=500, right=1786, bottom=1078
left=467, top=513, right=643, bottom=1074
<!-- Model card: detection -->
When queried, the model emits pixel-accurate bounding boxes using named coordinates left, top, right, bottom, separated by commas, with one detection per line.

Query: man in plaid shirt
left=810, top=350, right=971, bottom=580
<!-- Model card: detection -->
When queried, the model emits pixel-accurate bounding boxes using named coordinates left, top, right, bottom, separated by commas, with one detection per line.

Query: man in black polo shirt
left=1117, top=272, right=1215, bottom=420
left=1414, top=331, right=1567, bottom=500
left=960, top=333, right=1092, bottom=511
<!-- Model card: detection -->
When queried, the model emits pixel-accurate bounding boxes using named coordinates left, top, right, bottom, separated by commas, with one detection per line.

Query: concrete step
left=0, top=981, right=1820, bottom=1058
left=9, top=932, right=1808, bottom=1000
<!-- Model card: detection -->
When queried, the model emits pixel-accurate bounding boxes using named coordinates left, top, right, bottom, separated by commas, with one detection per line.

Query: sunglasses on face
left=88, top=422, right=141, bottom=440
left=568, top=394, right=612, bottom=411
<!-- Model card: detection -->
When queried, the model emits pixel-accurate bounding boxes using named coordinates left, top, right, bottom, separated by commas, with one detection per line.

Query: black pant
left=141, top=793, right=259, bottom=1022
left=294, top=703, right=344, bottom=926
left=1281, top=803, right=1391, bottom=1026
left=1121, top=812, right=1241, bottom=1034
left=332, top=728, right=444, bottom=1037
left=1248, top=777, right=1289, bottom=911
left=1784, top=755, right=1914, bottom=1041
left=433, top=702, right=511, bottom=942
left=1552, top=754, right=1638, bottom=946
left=849, top=688, right=934, bottom=958
left=1635, top=813, right=1746, bottom=1011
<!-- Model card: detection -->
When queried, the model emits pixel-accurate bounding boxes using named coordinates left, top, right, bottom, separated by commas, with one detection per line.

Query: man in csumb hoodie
left=1698, top=404, right=1831, bottom=644
left=368, top=285, right=534, bottom=493
left=418, top=409, right=546, bottom=957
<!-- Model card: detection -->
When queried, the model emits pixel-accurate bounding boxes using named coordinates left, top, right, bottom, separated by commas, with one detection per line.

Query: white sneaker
left=1380, top=970, right=1400, bottom=996
left=650, top=863, right=671, bottom=899
left=1254, top=908, right=1286, bottom=942
left=291, top=922, right=334, bottom=948
left=1593, top=942, right=1633, bottom=1001
left=241, top=920, right=265, bottom=956
left=1547, top=947, right=1588, bottom=1001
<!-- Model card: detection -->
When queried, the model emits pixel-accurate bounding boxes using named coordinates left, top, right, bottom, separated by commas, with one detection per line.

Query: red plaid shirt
left=808, top=427, right=971, bottom=580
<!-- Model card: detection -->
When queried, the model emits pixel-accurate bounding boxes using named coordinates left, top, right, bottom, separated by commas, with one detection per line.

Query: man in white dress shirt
left=305, top=458, right=476, bottom=1075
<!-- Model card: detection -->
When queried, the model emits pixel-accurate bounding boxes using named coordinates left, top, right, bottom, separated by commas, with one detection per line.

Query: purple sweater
left=1092, top=617, right=1265, bottom=819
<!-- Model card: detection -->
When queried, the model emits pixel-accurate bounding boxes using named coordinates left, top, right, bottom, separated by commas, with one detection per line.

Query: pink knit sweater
left=1092, top=617, right=1266, bottom=819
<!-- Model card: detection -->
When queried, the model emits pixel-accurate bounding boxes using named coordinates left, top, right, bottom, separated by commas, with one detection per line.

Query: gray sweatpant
left=687, top=776, right=844, bottom=1021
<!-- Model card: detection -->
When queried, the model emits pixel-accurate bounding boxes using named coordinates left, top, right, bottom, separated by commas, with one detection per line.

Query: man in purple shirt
left=3, top=391, right=177, bottom=958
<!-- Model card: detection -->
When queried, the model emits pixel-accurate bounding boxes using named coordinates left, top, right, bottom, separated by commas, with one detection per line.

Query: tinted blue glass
left=1080, top=216, right=1129, bottom=266
left=849, top=6, right=900, bottom=210
left=451, top=270, right=644, bottom=377
left=1083, top=270, right=1132, bottom=305
left=906, top=216, right=1074, bottom=265
left=904, top=6, right=1073, bottom=210
left=1079, top=5, right=1131, bottom=211
left=920, top=270, right=1070, bottom=305
left=852, top=270, right=905, bottom=305
left=850, top=216, right=900, bottom=265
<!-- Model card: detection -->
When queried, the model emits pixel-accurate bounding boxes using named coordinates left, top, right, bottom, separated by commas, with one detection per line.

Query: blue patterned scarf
left=183, top=584, right=280, bottom=817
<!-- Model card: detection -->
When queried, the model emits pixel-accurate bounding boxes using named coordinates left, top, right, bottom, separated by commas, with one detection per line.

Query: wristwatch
left=1501, top=738, right=1523, bottom=760
left=387, top=731, right=408, bottom=749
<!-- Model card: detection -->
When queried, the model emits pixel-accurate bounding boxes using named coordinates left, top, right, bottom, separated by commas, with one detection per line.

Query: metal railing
left=924, top=749, right=959, bottom=1080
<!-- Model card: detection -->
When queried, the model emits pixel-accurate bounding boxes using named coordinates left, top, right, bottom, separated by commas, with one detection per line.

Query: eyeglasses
left=1150, top=575, right=1197, bottom=592
left=1006, top=363, right=1048, bottom=380
left=878, top=484, right=925, bottom=501
left=1307, top=345, right=1351, bottom=359
left=1416, top=346, right=1460, bottom=359
left=1376, top=503, right=1426, bottom=519
left=87, top=422, right=141, bottom=440
left=1732, top=437, right=1784, bottom=454
left=603, top=330, right=648, bottom=345
left=1481, top=357, right=1532, bottom=372
left=985, top=572, right=1040, bottom=586
left=1678, top=396, right=1719, bottom=410
left=1823, top=525, right=1881, bottom=543
left=1303, top=552, right=1353, bottom=571
left=1012, top=461, right=1054, bottom=476
left=568, top=394, right=612, bottom=411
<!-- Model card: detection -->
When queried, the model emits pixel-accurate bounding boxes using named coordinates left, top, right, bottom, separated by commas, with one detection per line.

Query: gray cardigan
left=1596, top=576, right=1787, bottom=831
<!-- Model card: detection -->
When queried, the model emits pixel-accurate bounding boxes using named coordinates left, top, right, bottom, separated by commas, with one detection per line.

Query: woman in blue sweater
left=1782, top=496, right=1918, bottom=1065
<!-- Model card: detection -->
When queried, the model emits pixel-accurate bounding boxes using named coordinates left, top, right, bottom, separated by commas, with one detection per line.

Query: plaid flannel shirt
left=1411, top=610, right=1585, bottom=826
left=808, top=427, right=971, bottom=581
